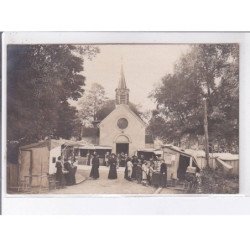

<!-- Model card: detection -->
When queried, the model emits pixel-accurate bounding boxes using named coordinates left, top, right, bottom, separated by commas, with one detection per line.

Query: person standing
left=64, top=158, right=77, bottom=185
left=108, top=153, right=118, bottom=179
left=105, top=151, right=110, bottom=167
left=160, top=159, right=167, bottom=188
left=55, top=156, right=64, bottom=188
left=141, top=161, right=149, bottom=185
left=124, top=156, right=128, bottom=180
left=117, top=153, right=121, bottom=168
left=149, top=157, right=156, bottom=170
left=147, top=163, right=154, bottom=186
left=131, top=155, right=138, bottom=180
left=90, top=151, right=100, bottom=180
left=125, top=157, right=133, bottom=181
left=71, top=158, right=77, bottom=185
left=120, top=152, right=126, bottom=168
left=136, top=159, right=143, bottom=184
left=185, top=165, right=198, bottom=193
left=86, top=152, right=90, bottom=165
left=124, top=153, right=128, bottom=163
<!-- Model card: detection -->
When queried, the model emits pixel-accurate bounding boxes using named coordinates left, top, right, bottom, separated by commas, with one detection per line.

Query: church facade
left=99, top=66, right=146, bottom=156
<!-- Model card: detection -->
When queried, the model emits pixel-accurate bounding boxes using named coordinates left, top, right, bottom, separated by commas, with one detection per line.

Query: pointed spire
left=115, top=61, right=129, bottom=105
left=118, top=63, right=127, bottom=89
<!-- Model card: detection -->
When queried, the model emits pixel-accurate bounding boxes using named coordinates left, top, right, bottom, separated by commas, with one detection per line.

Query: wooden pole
left=203, top=98, right=210, bottom=168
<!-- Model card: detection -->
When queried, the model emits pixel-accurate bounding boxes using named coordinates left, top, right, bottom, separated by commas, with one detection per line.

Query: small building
left=185, top=149, right=239, bottom=176
left=213, top=153, right=239, bottom=176
left=99, top=65, right=147, bottom=156
left=74, top=145, right=112, bottom=165
left=162, top=145, right=199, bottom=181
left=16, top=139, right=80, bottom=188
left=137, top=148, right=163, bottom=161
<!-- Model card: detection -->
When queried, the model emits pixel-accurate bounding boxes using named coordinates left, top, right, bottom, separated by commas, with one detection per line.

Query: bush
left=199, top=166, right=239, bottom=194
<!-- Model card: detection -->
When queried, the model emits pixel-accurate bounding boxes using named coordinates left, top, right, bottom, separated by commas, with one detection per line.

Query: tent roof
left=212, top=153, right=239, bottom=161
left=216, top=158, right=233, bottom=170
left=162, top=144, right=193, bottom=157
left=137, top=148, right=162, bottom=153
left=20, top=139, right=87, bottom=151
left=95, top=145, right=112, bottom=150
left=76, top=145, right=112, bottom=150
left=184, top=149, right=206, bottom=157
left=185, top=149, right=239, bottom=160
left=162, top=144, right=200, bottom=169
left=20, top=140, right=49, bottom=150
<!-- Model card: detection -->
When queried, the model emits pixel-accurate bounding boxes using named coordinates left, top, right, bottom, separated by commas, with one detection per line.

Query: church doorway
left=116, top=143, right=129, bottom=155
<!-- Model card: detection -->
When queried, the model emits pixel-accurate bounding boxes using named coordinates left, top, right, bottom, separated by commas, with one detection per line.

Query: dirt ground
left=49, top=165, right=181, bottom=195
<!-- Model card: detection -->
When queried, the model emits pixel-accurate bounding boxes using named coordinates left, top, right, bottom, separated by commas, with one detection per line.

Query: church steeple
left=118, top=65, right=127, bottom=89
left=116, top=64, right=129, bottom=105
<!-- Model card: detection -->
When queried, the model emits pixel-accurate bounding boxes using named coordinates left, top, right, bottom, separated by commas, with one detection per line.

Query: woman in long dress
left=64, top=158, right=77, bottom=185
left=90, top=152, right=100, bottom=179
left=55, top=156, right=65, bottom=188
left=136, top=159, right=142, bottom=183
left=131, top=155, right=138, bottom=180
left=160, top=159, right=167, bottom=188
left=108, top=153, right=118, bottom=179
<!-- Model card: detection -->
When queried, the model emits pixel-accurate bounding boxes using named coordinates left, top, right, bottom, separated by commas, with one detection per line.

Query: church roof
left=99, top=104, right=147, bottom=128
left=123, top=104, right=147, bottom=127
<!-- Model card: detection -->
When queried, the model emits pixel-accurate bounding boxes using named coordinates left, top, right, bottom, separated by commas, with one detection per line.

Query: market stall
left=74, top=145, right=112, bottom=166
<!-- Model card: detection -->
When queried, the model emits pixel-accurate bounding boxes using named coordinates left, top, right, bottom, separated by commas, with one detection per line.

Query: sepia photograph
left=1, top=0, right=250, bottom=247
left=5, top=42, right=239, bottom=195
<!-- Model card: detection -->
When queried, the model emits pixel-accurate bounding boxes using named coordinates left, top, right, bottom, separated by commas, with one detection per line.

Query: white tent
left=18, top=139, right=85, bottom=187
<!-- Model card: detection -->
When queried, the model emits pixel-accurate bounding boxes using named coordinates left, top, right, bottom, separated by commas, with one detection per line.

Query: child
left=126, top=158, right=133, bottom=181
left=141, top=161, right=149, bottom=186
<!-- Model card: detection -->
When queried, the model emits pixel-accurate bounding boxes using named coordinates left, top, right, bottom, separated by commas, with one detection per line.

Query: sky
left=79, top=44, right=190, bottom=111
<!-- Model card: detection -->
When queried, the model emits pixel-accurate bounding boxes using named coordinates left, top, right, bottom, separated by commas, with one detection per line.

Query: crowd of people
left=89, top=151, right=168, bottom=188
left=54, top=151, right=200, bottom=192
left=55, top=156, right=77, bottom=188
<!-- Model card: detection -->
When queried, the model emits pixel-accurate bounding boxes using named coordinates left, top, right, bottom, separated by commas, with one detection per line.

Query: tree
left=78, top=86, right=144, bottom=139
left=7, top=44, right=99, bottom=145
left=78, top=82, right=144, bottom=127
left=149, top=44, right=239, bottom=152
left=78, top=83, right=108, bottom=127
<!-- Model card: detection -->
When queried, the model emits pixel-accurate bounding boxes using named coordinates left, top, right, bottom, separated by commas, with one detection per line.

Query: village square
left=6, top=44, right=239, bottom=195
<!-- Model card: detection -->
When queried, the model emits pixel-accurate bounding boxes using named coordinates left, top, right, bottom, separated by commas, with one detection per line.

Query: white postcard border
left=2, top=32, right=250, bottom=214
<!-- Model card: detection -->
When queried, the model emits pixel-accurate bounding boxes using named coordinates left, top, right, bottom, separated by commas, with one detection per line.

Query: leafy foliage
left=149, top=44, right=239, bottom=152
left=78, top=83, right=108, bottom=127
left=199, top=166, right=239, bottom=194
left=7, top=44, right=99, bottom=145
left=77, top=85, right=143, bottom=140
left=78, top=83, right=143, bottom=129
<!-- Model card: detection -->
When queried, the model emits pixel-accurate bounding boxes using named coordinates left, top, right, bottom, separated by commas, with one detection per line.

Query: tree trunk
left=203, top=99, right=210, bottom=168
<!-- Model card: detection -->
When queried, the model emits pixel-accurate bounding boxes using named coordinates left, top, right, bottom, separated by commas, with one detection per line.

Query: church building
left=99, top=66, right=147, bottom=156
